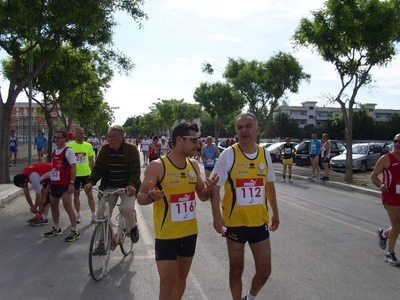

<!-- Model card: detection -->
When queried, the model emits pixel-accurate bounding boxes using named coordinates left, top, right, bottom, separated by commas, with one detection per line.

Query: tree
left=222, top=53, right=310, bottom=136
left=352, top=105, right=375, bottom=140
left=154, top=99, right=202, bottom=137
left=193, top=81, right=245, bottom=143
left=293, top=0, right=400, bottom=182
left=269, top=111, right=299, bottom=139
left=0, top=0, right=147, bottom=182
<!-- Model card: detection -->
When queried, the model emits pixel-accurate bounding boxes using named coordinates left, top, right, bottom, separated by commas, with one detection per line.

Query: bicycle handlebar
left=91, top=187, right=126, bottom=196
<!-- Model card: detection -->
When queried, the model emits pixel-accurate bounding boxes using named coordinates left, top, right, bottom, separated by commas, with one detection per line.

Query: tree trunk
left=0, top=96, right=16, bottom=183
left=343, top=106, right=354, bottom=183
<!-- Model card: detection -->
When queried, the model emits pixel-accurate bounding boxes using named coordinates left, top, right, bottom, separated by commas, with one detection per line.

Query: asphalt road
left=0, top=163, right=398, bottom=300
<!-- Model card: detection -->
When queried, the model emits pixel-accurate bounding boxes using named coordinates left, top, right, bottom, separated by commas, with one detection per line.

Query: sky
left=2, top=0, right=400, bottom=125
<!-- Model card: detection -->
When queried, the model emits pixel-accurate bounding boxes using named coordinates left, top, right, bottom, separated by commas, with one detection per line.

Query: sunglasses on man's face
left=54, top=136, right=65, bottom=139
left=182, top=136, right=198, bottom=144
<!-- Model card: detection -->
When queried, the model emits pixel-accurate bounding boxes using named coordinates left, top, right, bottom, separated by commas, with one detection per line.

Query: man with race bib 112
left=210, top=112, right=279, bottom=300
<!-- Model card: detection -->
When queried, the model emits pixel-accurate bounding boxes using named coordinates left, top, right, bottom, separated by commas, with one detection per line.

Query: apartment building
left=280, top=101, right=400, bottom=129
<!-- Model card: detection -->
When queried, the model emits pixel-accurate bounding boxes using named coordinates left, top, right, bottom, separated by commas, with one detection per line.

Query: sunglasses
left=182, top=136, right=199, bottom=144
left=54, top=136, right=65, bottom=139
left=394, top=140, right=400, bottom=144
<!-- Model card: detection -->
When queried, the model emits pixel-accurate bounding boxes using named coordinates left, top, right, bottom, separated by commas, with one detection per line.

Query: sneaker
left=322, top=176, right=330, bottom=181
left=27, top=215, right=41, bottom=224
left=309, top=175, right=316, bottom=180
left=130, top=225, right=139, bottom=243
left=92, top=242, right=106, bottom=256
left=65, top=230, right=80, bottom=242
left=14, top=163, right=17, bottom=166
left=91, top=217, right=96, bottom=224
left=31, top=217, right=49, bottom=227
left=9, top=162, right=11, bottom=167
left=281, top=178, right=286, bottom=183
left=384, top=252, right=400, bottom=266
left=76, top=214, right=82, bottom=224
left=376, top=229, right=387, bottom=250
left=242, top=296, right=248, bottom=300
left=44, top=227, right=62, bottom=237
left=289, top=179, right=293, bottom=183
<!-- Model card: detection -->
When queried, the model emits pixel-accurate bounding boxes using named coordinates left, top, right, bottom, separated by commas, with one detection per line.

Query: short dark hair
left=13, top=174, right=27, bottom=187
left=171, top=122, right=199, bottom=147
left=54, top=130, right=68, bottom=138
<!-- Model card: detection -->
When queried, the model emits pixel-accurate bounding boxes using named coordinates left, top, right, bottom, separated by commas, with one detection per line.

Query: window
left=309, top=115, right=314, bottom=119
left=309, top=106, right=314, bottom=110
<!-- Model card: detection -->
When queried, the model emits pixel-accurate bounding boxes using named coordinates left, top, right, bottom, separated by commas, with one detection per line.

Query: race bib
left=311, top=144, right=316, bottom=151
left=50, top=170, right=60, bottom=181
left=170, top=192, right=196, bottom=221
left=284, top=148, right=292, bottom=154
left=235, top=178, right=265, bottom=206
left=205, top=157, right=215, bottom=166
left=10, top=142, right=15, bottom=146
left=75, top=153, right=87, bottom=164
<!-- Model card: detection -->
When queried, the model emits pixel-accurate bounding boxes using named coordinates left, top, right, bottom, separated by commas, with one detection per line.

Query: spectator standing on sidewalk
left=68, top=127, right=96, bottom=224
left=44, top=130, right=80, bottom=242
left=370, top=133, right=400, bottom=267
left=309, top=133, right=321, bottom=180
left=9, top=130, right=19, bottom=167
left=210, top=112, right=279, bottom=300
left=13, top=162, right=53, bottom=226
left=320, top=133, right=331, bottom=181
left=279, top=137, right=296, bottom=183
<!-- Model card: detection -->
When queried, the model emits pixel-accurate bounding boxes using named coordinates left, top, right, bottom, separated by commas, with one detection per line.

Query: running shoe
left=44, top=227, right=62, bottom=237
left=31, top=217, right=49, bottom=227
left=91, top=217, right=96, bottom=224
left=241, top=296, right=248, bottom=300
left=27, top=215, right=41, bottom=224
left=92, top=242, right=106, bottom=256
left=281, top=178, right=286, bottom=183
left=65, top=230, right=80, bottom=242
left=289, top=179, right=293, bottom=183
left=9, top=162, right=11, bottom=167
left=130, top=225, right=139, bottom=243
left=77, top=214, right=82, bottom=224
left=384, top=252, right=400, bottom=267
left=376, top=228, right=387, bottom=250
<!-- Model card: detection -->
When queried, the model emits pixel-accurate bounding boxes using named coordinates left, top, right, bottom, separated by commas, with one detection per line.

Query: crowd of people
left=10, top=118, right=400, bottom=299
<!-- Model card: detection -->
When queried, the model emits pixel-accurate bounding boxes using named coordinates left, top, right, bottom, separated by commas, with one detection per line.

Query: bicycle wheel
left=89, top=222, right=112, bottom=281
left=120, top=229, right=134, bottom=256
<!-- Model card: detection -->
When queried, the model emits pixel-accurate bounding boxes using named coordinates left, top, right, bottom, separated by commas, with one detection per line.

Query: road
left=0, top=163, right=398, bottom=300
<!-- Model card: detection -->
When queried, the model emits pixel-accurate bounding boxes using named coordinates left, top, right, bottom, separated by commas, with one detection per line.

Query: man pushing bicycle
left=84, top=125, right=141, bottom=244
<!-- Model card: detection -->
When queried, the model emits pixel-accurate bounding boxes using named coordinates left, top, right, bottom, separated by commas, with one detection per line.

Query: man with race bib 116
left=137, top=122, right=218, bottom=300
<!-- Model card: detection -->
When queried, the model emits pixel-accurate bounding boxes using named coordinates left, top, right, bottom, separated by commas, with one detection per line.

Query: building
left=10, top=102, right=80, bottom=142
left=280, top=101, right=400, bottom=129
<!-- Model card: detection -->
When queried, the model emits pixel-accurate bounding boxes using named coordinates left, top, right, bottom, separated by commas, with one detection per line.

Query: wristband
left=147, top=194, right=155, bottom=203
left=70, top=180, right=74, bottom=184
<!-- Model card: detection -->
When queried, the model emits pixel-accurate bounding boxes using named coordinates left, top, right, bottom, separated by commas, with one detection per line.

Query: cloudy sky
left=2, top=0, right=399, bottom=125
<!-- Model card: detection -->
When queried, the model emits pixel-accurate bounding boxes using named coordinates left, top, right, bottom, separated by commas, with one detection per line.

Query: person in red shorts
left=370, top=133, right=400, bottom=267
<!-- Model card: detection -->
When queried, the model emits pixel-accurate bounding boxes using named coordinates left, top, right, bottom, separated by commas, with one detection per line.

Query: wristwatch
left=70, top=180, right=74, bottom=184
left=147, top=194, right=155, bottom=203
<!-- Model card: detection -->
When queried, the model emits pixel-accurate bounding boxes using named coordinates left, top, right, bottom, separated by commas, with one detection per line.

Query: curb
left=0, top=187, right=24, bottom=209
left=275, top=171, right=381, bottom=198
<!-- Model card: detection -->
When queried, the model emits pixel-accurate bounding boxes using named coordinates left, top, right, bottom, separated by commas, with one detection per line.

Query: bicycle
left=88, top=187, right=134, bottom=281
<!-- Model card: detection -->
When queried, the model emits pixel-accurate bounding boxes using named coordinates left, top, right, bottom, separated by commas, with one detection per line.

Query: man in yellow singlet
left=210, top=112, right=280, bottom=300
left=137, top=122, right=219, bottom=300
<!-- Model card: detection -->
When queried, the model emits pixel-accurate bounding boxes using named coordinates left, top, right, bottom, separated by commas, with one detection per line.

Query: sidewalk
left=0, top=156, right=37, bottom=208
left=1, top=157, right=380, bottom=209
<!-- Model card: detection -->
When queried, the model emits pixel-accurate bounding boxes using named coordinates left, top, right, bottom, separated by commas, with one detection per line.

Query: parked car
left=217, top=141, right=228, bottom=153
left=266, top=142, right=299, bottom=162
left=330, top=142, right=383, bottom=172
left=295, top=140, right=346, bottom=166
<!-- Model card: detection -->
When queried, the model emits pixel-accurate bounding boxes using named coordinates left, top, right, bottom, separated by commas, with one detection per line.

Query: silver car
left=330, top=143, right=383, bottom=172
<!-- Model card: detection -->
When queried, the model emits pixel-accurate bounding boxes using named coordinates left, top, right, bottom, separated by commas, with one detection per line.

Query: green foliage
left=193, top=81, right=245, bottom=142
left=223, top=53, right=310, bottom=134
left=293, top=0, right=400, bottom=182
left=269, top=112, right=299, bottom=139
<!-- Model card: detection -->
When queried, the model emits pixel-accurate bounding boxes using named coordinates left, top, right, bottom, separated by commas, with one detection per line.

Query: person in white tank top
left=321, top=133, right=331, bottom=181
